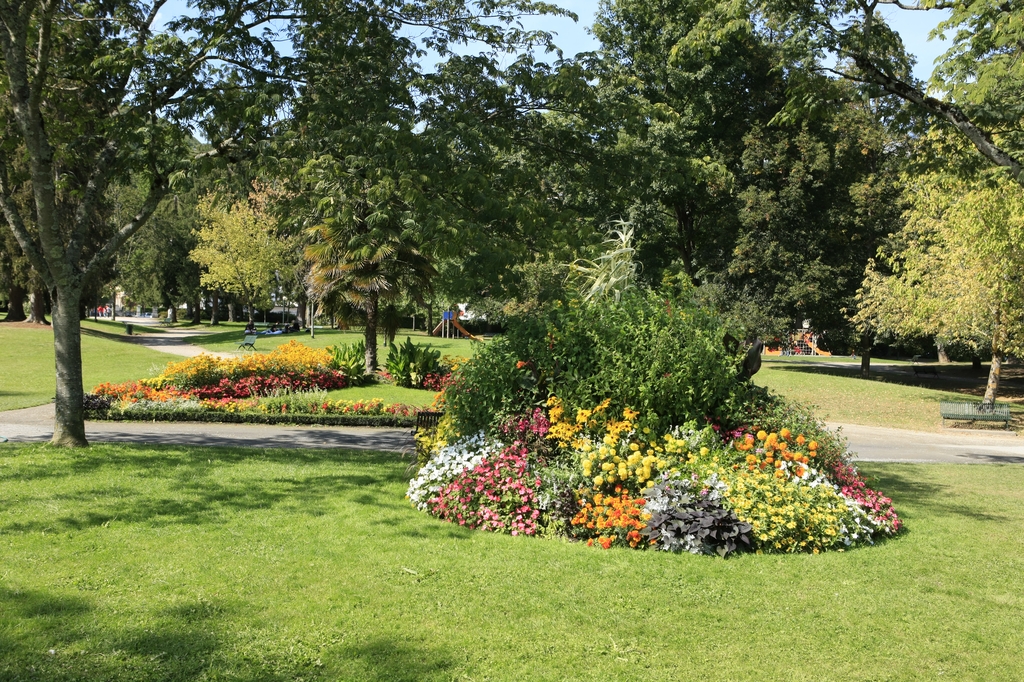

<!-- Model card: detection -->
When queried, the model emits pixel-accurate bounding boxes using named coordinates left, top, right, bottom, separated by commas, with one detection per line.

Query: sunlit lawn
left=190, top=325, right=481, bottom=358
left=756, top=359, right=1024, bottom=432
left=1, top=442, right=1022, bottom=681
left=0, top=325, right=178, bottom=411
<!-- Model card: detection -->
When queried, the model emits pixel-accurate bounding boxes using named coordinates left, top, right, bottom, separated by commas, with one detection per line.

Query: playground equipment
left=432, top=310, right=483, bottom=341
left=763, top=331, right=832, bottom=357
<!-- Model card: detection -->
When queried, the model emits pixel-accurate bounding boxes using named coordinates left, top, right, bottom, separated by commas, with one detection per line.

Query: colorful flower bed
left=87, top=341, right=420, bottom=425
left=409, top=399, right=902, bottom=556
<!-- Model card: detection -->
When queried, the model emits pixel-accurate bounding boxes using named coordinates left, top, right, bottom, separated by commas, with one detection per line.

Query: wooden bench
left=940, top=401, right=1011, bottom=428
left=414, top=410, right=443, bottom=434
left=238, top=334, right=258, bottom=351
left=912, top=355, right=938, bottom=376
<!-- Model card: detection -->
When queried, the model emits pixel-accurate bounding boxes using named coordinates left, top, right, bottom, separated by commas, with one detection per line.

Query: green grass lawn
left=190, top=325, right=481, bottom=358
left=0, top=442, right=1021, bottom=681
left=755, top=360, right=1024, bottom=432
left=325, top=384, right=438, bottom=407
left=0, top=326, right=179, bottom=411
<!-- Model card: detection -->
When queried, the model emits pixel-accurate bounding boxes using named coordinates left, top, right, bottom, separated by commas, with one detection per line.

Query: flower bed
left=409, top=400, right=902, bottom=556
left=87, top=341, right=420, bottom=426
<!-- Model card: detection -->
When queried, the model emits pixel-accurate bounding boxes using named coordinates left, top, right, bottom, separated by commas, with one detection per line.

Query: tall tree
left=858, top=168, right=1024, bottom=404
left=0, top=0, right=295, bottom=445
left=191, top=188, right=294, bottom=324
left=752, top=0, right=1024, bottom=184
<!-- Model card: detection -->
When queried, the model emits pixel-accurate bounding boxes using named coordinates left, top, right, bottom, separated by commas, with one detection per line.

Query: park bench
left=238, top=334, right=258, bottom=351
left=939, top=400, right=1011, bottom=428
left=912, top=355, right=938, bottom=377
left=414, top=410, right=443, bottom=435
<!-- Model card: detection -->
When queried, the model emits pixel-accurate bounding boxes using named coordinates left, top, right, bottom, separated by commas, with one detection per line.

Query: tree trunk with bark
left=27, top=288, right=48, bottom=324
left=859, top=332, right=873, bottom=378
left=51, top=288, right=87, bottom=446
left=192, top=293, right=201, bottom=324
left=983, top=352, right=1002, bottom=406
left=228, top=300, right=237, bottom=323
left=295, top=289, right=307, bottom=328
left=426, top=302, right=434, bottom=336
left=210, top=290, right=220, bottom=326
left=168, top=305, right=177, bottom=323
left=364, top=293, right=379, bottom=374
left=3, top=285, right=26, bottom=321
left=936, top=338, right=950, bottom=364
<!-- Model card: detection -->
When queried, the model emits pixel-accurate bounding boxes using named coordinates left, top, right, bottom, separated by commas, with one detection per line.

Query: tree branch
left=849, top=54, right=1024, bottom=182
left=83, top=178, right=169, bottom=280
left=0, top=160, right=54, bottom=290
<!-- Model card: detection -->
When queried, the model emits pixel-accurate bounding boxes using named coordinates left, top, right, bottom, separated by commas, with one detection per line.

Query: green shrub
left=444, top=288, right=746, bottom=436
left=328, top=340, right=370, bottom=385
left=385, top=337, right=441, bottom=388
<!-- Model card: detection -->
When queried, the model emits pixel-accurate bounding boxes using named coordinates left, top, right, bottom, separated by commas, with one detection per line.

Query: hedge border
left=86, top=409, right=416, bottom=428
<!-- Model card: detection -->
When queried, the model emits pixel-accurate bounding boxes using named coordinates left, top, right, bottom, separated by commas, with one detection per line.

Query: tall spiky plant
left=569, top=223, right=640, bottom=303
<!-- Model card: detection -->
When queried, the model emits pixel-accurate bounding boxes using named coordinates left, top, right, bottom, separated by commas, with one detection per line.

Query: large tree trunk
left=936, top=338, right=951, bottom=364
left=51, top=288, right=88, bottom=447
left=27, top=288, right=48, bottom=324
left=364, top=293, right=379, bottom=374
left=4, top=285, right=27, bottom=321
left=295, top=289, right=307, bottom=328
left=859, top=332, right=873, bottom=379
left=983, top=353, right=1002, bottom=407
left=168, top=304, right=177, bottom=323
left=211, top=290, right=220, bottom=326
left=228, top=300, right=237, bottom=323
left=192, top=293, right=201, bottom=324
left=426, top=302, right=434, bottom=336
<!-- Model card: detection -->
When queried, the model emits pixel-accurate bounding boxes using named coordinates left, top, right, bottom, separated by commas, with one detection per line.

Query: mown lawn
left=0, top=325, right=178, bottom=411
left=755, top=360, right=1024, bottom=432
left=1, top=442, right=1022, bottom=681
left=325, top=384, right=438, bottom=407
left=190, top=325, right=481, bottom=358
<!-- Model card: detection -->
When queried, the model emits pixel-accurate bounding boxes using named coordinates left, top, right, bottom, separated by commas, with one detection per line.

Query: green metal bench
left=939, top=401, right=1011, bottom=428
left=238, top=334, right=258, bottom=351
left=414, top=410, right=443, bottom=435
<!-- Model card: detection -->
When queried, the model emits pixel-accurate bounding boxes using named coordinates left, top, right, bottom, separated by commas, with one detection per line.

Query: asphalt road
left=2, top=404, right=1022, bottom=464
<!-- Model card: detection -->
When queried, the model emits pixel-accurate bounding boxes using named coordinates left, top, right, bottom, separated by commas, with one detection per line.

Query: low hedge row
left=85, top=409, right=416, bottom=428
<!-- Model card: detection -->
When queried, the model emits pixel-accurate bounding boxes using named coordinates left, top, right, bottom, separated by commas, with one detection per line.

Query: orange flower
left=808, top=441, right=818, bottom=451
left=780, top=428, right=791, bottom=439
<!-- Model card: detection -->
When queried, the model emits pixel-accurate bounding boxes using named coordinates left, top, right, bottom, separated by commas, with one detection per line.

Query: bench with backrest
left=940, top=400, right=1011, bottom=428
left=238, top=334, right=258, bottom=351
left=413, top=410, right=443, bottom=435
left=912, top=355, right=938, bottom=377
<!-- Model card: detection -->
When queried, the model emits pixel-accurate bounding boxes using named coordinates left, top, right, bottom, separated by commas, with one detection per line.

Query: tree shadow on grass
left=0, top=585, right=457, bottom=682
left=336, top=638, right=456, bottom=682
left=858, top=464, right=1014, bottom=524
left=0, top=446, right=417, bottom=534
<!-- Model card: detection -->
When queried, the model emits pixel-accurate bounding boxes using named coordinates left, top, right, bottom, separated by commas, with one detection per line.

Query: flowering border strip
left=85, top=409, right=415, bottom=428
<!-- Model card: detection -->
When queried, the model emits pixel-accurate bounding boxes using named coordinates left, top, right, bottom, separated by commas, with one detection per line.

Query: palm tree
left=305, top=209, right=436, bottom=375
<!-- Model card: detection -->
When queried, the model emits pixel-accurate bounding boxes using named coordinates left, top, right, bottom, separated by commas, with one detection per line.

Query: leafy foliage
left=444, top=287, right=745, bottom=436
left=328, top=340, right=372, bottom=385
left=645, top=496, right=752, bottom=557
left=385, top=337, right=441, bottom=388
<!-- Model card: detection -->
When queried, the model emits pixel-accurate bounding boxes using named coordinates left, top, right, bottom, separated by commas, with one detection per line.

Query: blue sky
left=521, top=2, right=950, bottom=82
left=154, top=0, right=950, bottom=82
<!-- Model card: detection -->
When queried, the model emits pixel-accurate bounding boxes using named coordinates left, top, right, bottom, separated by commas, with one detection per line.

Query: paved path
left=827, top=422, right=1022, bottom=464
left=3, top=403, right=1022, bottom=463
left=0, top=404, right=414, bottom=453
left=114, top=319, right=235, bottom=359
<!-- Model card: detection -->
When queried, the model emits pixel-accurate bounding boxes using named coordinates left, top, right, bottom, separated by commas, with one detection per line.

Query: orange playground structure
left=764, top=331, right=832, bottom=357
